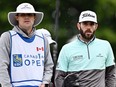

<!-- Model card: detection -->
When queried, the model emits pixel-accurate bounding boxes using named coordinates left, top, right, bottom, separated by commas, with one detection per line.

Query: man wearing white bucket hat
left=0, top=3, right=54, bottom=87
left=55, top=10, right=116, bottom=87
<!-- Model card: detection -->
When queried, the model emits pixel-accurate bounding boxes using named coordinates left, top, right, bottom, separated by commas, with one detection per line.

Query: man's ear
left=95, top=23, right=98, bottom=30
left=15, top=16, right=18, bottom=21
left=34, top=16, right=36, bottom=20
left=77, top=23, right=80, bottom=30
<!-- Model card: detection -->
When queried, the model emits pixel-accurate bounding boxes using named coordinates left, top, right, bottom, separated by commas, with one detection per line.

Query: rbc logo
left=13, top=54, right=23, bottom=67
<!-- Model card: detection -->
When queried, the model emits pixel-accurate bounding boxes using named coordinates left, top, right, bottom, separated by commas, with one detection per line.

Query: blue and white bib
left=9, top=31, right=45, bottom=87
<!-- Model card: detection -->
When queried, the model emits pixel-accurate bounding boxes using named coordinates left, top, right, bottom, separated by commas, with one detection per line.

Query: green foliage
left=96, top=27, right=116, bottom=43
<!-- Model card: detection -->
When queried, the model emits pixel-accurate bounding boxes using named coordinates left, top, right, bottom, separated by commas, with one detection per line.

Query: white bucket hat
left=37, top=28, right=56, bottom=44
left=8, top=3, right=44, bottom=26
left=79, top=10, right=97, bottom=23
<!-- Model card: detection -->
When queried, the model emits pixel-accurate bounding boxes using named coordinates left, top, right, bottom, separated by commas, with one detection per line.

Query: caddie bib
left=9, top=31, right=45, bottom=87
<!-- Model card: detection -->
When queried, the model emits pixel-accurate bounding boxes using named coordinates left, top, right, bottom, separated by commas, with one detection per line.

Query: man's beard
left=79, top=28, right=95, bottom=41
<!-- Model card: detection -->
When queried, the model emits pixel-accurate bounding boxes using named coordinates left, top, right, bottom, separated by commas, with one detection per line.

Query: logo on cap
left=21, top=4, right=31, bottom=9
left=82, top=13, right=95, bottom=19
left=79, top=10, right=97, bottom=23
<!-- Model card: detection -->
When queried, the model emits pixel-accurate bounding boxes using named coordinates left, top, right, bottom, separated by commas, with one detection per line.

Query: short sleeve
left=56, top=46, right=69, bottom=72
left=105, top=42, right=115, bottom=67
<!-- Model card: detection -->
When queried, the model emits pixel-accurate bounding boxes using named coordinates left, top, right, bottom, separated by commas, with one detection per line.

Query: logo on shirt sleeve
left=13, top=54, right=23, bottom=67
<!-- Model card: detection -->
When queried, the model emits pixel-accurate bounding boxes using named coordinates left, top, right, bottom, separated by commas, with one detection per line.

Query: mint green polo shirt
left=56, top=37, right=115, bottom=72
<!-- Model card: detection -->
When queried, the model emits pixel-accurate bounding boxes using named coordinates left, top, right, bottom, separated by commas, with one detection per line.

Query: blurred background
left=0, top=0, right=116, bottom=61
